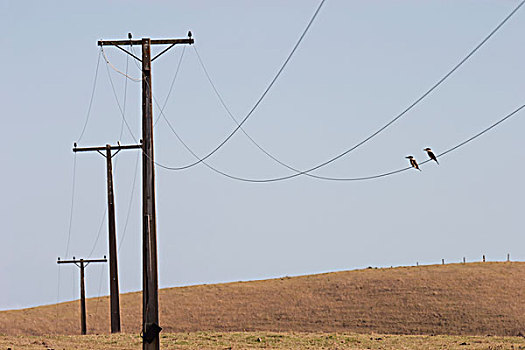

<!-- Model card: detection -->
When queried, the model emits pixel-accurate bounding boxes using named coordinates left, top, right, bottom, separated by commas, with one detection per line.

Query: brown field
left=1, top=262, right=524, bottom=339
left=1, top=332, right=525, bottom=350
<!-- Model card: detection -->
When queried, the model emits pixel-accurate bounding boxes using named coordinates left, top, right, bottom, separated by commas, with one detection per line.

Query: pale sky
left=1, top=0, right=524, bottom=311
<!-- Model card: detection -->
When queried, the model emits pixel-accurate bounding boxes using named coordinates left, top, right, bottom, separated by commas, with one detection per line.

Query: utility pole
left=98, top=33, right=194, bottom=350
left=57, top=256, right=107, bottom=335
left=73, top=142, right=142, bottom=333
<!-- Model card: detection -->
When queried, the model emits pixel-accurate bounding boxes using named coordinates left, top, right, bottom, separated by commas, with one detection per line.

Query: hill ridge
left=1, top=262, right=524, bottom=336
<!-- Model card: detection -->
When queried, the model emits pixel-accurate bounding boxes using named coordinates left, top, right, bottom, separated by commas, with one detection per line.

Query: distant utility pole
left=57, top=256, right=107, bottom=335
left=98, top=33, right=194, bottom=350
left=73, top=142, right=142, bottom=333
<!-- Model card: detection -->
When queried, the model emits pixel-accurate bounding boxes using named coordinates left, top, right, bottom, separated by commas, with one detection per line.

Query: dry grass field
left=0, top=332, right=525, bottom=350
left=1, top=332, right=525, bottom=350
left=1, top=262, right=524, bottom=343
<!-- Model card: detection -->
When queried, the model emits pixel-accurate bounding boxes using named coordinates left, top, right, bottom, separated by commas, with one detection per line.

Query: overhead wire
left=104, top=48, right=138, bottom=142
left=77, top=50, right=102, bottom=143
left=110, top=39, right=525, bottom=182
left=92, top=262, right=106, bottom=324
left=292, top=0, right=525, bottom=173
left=59, top=44, right=104, bottom=336
left=178, top=0, right=525, bottom=180
left=436, top=103, right=525, bottom=159
left=158, top=102, right=525, bottom=182
left=114, top=46, right=141, bottom=253
left=86, top=46, right=132, bottom=261
left=192, top=44, right=355, bottom=181
left=118, top=151, right=140, bottom=253
left=148, top=0, right=327, bottom=170
left=310, top=103, right=525, bottom=181
left=101, top=44, right=184, bottom=250
left=64, top=154, right=77, bottom=257
left=87, top=209, right=107, bottom=258
left=101, top=46, right=142, bottom=82
left=154, top=46, right=186, bottom=127
left=103, top=0, right=524, bottom=183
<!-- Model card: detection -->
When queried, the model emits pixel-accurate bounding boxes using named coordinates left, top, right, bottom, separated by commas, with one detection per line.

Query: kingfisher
left=406, top=156, right=421, bottom=171
left=424, top=147, right=439, bottom=164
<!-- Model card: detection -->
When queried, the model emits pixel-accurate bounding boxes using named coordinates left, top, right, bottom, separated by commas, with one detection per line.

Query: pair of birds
left=406, top=148, right=438, bottom=171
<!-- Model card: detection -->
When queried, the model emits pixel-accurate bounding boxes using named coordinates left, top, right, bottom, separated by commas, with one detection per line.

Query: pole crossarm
left=98, top=39, right=193, bottom=46
left=57, top=257, right=107, bottom=264
left=98, top=37, right=193, bottom=62
left=73, top=143, right=142, bottom=153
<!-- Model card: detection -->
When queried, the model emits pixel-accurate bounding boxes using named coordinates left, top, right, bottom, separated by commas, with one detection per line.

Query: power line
left=117, top=47, right=131, bottom=141
left=86, top=45, right=132, bottom=260
left=103, top=48, right=138, bottom=142
left=296, top=0, right=525, bottom=173
left=77, top=50, right=102, bottom=143
left=92, top=262, right=106, bottom=325
left=87, top=208, right=107, bottom=258
left=60, top=48, right=103, bottom=337
left=437, top=103, right=525, bottom=159
left=152, top=0, right=327, bottom=170
left=101, top=47, right=142, bottom=82
left=102, top=0, right=524, bottom=183
left=64, top=154, right=77, bottom=257
left=118, top=150, right=140, bottom=252
left=192, top=44, right=358, bottom=181
left=154, top=46, right=186, bottom=127
left=110, top=47, right=525, bottom=182
left=159, top=102, right=525, bottom=182
left=179, top=0, right=525, bottom=179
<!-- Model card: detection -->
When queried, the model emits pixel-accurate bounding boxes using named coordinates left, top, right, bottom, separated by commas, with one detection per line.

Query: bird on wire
left=406, top=156, right=421, bottom=171
left=424, top=147, right=439, bottom=164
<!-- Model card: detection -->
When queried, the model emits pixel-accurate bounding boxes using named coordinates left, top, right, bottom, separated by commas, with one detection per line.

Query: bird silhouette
left=188, top=31, right=192, bottom=38
left=128, top=32, right=132, bottom=40
left=424, top=147, right=439, bottom=164
left=406, top=156, right=421, bottom=171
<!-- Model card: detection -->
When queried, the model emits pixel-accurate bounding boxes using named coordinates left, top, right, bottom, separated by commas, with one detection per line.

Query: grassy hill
left=1, top=262, right=524, bottom=336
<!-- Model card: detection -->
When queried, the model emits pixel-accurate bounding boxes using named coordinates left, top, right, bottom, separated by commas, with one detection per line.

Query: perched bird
left=188, top=30, right=192, bottom=38
left=424, top=147, right=439, bottom=164
left=406, top=156, right=421, bottom=171
left=128, top=32, right=132, bottom=40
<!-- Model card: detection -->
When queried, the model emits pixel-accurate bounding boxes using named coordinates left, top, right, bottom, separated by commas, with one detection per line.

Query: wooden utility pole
left=98, top=33, right=194, bottom=350
left=73, top=142, right=142, bottom=333
left=57, top=257, right=107, bottom=335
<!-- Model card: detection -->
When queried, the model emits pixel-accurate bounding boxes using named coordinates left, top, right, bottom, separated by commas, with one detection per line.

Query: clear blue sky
left=1, top=0, right=524, bottom=310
